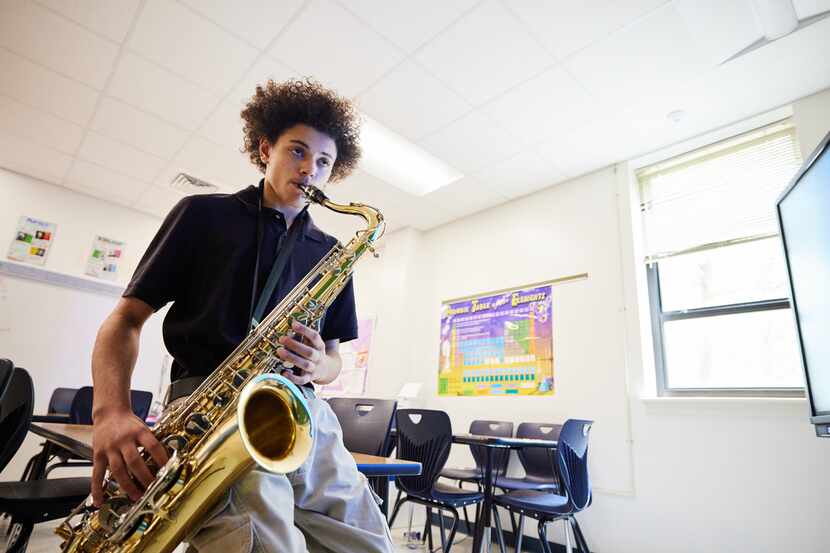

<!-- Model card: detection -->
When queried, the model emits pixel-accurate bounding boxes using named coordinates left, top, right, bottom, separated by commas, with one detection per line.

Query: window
left=637, top=120, right=805, bottom=395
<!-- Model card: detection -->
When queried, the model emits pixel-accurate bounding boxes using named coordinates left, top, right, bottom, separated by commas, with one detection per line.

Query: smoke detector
left=170, top=172, right=220, bottom=195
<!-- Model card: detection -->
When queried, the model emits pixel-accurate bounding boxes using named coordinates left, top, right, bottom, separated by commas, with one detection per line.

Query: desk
left=452, top=434, right=558, bottom=553
left=28, top=423, right=420, bottom=516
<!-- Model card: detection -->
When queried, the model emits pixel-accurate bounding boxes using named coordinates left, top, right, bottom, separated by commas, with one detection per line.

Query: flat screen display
left=777, top=131, right=830, bottom=421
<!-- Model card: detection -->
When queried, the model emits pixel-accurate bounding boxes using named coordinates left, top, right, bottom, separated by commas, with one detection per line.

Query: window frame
left=647, top=261, right=803, bottom=397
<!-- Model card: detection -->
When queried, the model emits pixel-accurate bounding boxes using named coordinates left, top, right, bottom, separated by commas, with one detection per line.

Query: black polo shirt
left=124, top=184, right=358, bottom=383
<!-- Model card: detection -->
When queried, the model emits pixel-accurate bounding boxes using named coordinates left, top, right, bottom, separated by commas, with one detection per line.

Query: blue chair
left=69, top=386, right=153, bottom=424
left=492, top=419, right=594, bottom=553
left=440, top=419, right=513, bottom=532
left=328, top=397, right=397, bottom=456
left=389, top=409, right=483, bottom=553
left=495, top=422, right=562, bottom=492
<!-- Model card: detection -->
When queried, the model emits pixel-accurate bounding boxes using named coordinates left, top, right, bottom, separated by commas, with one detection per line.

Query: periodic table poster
left=7, top=216, right=57, bottom=266
left=438, top=283, right=554, bottom=397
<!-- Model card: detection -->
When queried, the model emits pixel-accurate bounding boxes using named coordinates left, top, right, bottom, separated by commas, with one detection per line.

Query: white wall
left=0, top=169, right=168, bottom=479
left=353, top=88, right=830, bottom=552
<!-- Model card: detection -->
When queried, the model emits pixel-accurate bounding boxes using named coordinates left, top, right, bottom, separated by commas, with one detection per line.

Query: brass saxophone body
left=57, top=184, right=384, bottom=553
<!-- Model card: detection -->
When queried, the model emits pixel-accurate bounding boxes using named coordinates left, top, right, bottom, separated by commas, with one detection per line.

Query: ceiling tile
left=0, top=0, right=119, bottom=89
left=269, top=0, right=405, bottom=97
left=414, top=0, right=552, bottom=107
left=108, top=52, right=222, bottom=130
left=0, top=130, right=73, bottom=185
left=419, top=110, right=524, bottom=173
left=64, top=159, right=150, bottom=205
left=357, top=60, right=472, bottom=141
left=565, top=3, right=711, bottom=112
left=478, top=65, right=604, bottom=144
left=474, top=149, right=568, bottom=200
left=199, top=100, right=245, bottom=149
left=179, top=0, right=305, bottom=50
left=91, top=97, right=189, bottom=159
left=343, top=0, right=478, bottom=53
left=168, top=137, right=260, bottom=190
left=792, top=0, right=830, bottom=18
left=77, top=132, right=167, bottom=182
left=674, top=0, right=761, bottom=65
left=423, top=175, right=509, bottom=221
left=133, top=185, right=186, bottom=218
left=0, top=48, right=99, bottom=126
left=0, top=95, right=85, bottom=154
left=33, top=0, right=141, bottom=43
left=127, top=0, right=259, bottom=95
left=508, top=0, right=667, bottom=60
left=228, top=57, right=299, bottom=106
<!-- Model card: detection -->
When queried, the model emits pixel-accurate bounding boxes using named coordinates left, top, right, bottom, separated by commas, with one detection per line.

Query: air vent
left=170, top=172, right=220, bottom=194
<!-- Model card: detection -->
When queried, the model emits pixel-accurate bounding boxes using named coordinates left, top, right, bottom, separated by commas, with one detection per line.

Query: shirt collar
left=233, top=181, right=325, bottom=243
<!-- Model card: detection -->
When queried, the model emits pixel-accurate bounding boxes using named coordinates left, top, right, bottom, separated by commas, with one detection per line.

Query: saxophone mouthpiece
left=297, top=183, right=329, bottom=205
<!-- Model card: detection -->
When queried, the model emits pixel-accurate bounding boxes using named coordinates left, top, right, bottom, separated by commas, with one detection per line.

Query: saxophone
left=57, top=183, right=384, bottom=553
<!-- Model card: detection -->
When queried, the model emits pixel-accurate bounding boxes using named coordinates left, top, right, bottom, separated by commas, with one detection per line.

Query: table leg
left=471, top=447, right=494, bottom=553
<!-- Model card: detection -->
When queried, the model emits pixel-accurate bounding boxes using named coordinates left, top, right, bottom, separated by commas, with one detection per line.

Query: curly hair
left=240, top=79, right=361, bottom=181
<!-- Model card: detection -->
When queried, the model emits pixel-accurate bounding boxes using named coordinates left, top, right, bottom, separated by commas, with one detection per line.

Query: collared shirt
left=123, top=184, right=358, bottom=383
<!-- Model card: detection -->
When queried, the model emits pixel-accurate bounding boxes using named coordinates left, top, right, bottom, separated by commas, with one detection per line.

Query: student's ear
left=258, top=138, right=272, bottom=165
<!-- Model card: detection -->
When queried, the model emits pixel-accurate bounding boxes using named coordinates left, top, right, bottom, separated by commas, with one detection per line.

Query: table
left=452, top=434, right=558, bottom=553
left=27, top=423, right=420, bottom=516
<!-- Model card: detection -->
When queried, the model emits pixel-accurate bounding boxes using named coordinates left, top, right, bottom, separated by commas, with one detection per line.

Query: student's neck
left=263, top=185, right=303, bottom=227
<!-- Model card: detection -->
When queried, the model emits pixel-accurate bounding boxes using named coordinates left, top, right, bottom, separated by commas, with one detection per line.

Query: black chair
left=495, top=422, right=562, bottom=492
left=439, top=420, right=513, bottom=532
left=68, top=386, right=153, bottom=424
left=328, top=397, right=397, bottom=456
left=0, top=360, right=91, bottom=553
left=492, top=419, right=594, bottom=553
left=388, top=409, right=483, bottom=553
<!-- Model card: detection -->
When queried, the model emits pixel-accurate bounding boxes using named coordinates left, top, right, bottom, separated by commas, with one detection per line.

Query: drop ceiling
left=1, top=0, right=829, bottom=238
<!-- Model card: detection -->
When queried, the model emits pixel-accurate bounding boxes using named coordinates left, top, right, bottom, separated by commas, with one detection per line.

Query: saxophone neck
left=299, top=183, right=384, bottom=245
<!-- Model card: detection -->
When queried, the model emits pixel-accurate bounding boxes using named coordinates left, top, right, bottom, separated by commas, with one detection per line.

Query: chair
left=439, top=420, right=513, bottom=532
left=68, top=386, right=153, bottom=424
left=492, top=419, right=594, bottom=553
left=328, top=397, right=397, bottom=456
left=495, top=422, right=562, bottom=492
left=388, top=409, right=483, bottom=553
left=0, top=360, right=91, bottom=553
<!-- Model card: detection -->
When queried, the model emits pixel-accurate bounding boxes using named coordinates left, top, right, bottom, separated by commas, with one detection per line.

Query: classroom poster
left=439, top=284, right=554, bottom=396
left=7, top=216, right=56, bottom=266
left=85, top=235, right=124, bottom=281
left=319, top=316, right=375, bottom=397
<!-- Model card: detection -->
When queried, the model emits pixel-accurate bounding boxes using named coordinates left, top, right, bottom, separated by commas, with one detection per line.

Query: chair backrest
left=556, top=419, right=593, bottom=512
left=516, top=422, right=563, bottom=480
left=0, top=360, right=35, bottom=473
left=70, top=387, right=153, bottom=424
left=48, top=387, right=79, bottom=415
left=328, top=397, right=397, bottom=456
left=469, top=420, right=514, bottom=475
left=395, top=409, right=452, bottom=495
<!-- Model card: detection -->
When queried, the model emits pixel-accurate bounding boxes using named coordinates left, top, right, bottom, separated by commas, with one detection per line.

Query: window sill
left=640, top=395, right=809, bottom=417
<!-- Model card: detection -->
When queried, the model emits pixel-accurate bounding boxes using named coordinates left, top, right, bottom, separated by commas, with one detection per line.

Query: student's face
left=259, top=124, right=337, bottom=208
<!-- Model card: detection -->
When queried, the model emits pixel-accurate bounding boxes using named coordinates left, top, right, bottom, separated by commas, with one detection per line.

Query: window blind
left=637, top=120, right=802, bottom=263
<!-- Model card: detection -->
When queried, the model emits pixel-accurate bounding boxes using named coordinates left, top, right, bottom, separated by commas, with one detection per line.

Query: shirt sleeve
left=320, top=276, right=358, bottom=343
left=123, top=196, right=201, bottom=311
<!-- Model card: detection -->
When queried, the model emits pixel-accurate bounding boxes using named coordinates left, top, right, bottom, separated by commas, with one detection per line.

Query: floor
left=2, top=517, right=517, bottom=553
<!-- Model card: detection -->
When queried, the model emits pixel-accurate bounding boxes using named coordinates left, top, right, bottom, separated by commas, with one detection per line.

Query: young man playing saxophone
left=89, top=79, right=394, bottom=553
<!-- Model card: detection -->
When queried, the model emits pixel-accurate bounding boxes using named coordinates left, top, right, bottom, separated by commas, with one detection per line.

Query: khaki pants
left=178, top=391, right=394, bottom=553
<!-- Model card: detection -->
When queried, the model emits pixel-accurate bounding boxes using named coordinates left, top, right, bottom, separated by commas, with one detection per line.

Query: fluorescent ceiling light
left=358, top=115, right=463, bottom=196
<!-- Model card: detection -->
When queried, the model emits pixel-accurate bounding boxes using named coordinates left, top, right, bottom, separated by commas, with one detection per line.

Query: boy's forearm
left=91, top=313, right=141, bottom=420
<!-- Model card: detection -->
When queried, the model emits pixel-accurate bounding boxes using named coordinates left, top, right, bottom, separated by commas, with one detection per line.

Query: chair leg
left=6, top=521, right=33, bottom=553
left=426, top=508, right=434, bottom=550
left=387, top=492, right=405, bottom=528
left=563, top=518, right=573, bottom=553
left=459, top=481, right=472, bottom=534
left=570, top=517, right=591, bottom=553
left=491, top=505, right=506, bottom=553
left=538, top=519, right=552, bottom=553
left=438, top=510, right=447, bottom=551
left=514, top=513, right=525, bottom=552
left=442, top=507, right=460, bottom=553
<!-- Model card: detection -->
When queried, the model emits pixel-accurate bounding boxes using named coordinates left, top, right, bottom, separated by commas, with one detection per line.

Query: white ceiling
left=1, top=0, right=829, bottom=239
